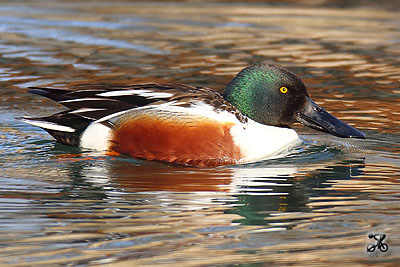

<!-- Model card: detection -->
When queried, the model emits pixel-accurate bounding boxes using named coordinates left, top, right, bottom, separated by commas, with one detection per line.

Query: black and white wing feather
left=22, top=83, right=228, bottom=146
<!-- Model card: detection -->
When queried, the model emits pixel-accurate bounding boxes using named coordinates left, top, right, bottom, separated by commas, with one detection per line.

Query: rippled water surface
left=0, top=1, right=399, bottom=266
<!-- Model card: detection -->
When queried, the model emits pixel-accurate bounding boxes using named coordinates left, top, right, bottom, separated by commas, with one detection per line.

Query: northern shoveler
left=22, top=63, right=365, bottom=167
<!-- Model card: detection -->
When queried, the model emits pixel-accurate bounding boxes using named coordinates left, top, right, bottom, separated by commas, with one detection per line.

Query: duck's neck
left=223, top=76, right=259, bottom=120
left=223, top=66, right=273, bottom=123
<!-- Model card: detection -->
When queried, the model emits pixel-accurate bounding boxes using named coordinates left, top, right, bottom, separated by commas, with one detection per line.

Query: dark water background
left=0, top=1, right=399, bottom=266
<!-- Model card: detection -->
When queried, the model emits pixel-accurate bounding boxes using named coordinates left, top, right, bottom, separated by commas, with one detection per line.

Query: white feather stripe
left=60, top=98, right=114, bottom=103
left=97, top=89, right=173, bottom=99
left=95, top=109, right=132, bottom=123
left=69, top=108, right=106, bottom=114
left=21, top=119, right=75, bottom=132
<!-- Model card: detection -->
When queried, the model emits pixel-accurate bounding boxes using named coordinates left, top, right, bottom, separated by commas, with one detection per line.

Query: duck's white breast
left=230, top=119, right=301, bottom=163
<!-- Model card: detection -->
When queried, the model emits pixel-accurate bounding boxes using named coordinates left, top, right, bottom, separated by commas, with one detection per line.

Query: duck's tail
left=21, top=112, right=92, bottom=147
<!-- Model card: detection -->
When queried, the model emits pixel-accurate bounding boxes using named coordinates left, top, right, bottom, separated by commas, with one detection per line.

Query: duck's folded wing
left=22, top=84, right=216, bottom=146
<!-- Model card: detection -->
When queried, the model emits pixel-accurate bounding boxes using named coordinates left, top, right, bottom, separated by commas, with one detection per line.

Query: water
left=0, top=1, right=399, bottom=266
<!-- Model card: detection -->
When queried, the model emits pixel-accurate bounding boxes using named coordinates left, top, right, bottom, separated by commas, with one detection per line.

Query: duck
left=22, top=63, right=365, bottom=167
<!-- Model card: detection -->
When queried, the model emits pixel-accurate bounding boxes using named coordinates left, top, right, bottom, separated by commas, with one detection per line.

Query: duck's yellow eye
left=280, top=86, right=288, bottom=94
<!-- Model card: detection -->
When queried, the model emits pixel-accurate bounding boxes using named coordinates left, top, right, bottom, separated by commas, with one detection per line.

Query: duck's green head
left=223, top=63, right=365, bottom=139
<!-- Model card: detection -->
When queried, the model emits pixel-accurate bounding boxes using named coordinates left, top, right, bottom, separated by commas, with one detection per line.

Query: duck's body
left=23, top=63, right=365, bottom=167
left=23, top=83, right=299, bottom=166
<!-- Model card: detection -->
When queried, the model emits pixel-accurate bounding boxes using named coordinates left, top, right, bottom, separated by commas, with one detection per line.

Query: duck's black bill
left=296, top=97, right=365, bottom=139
